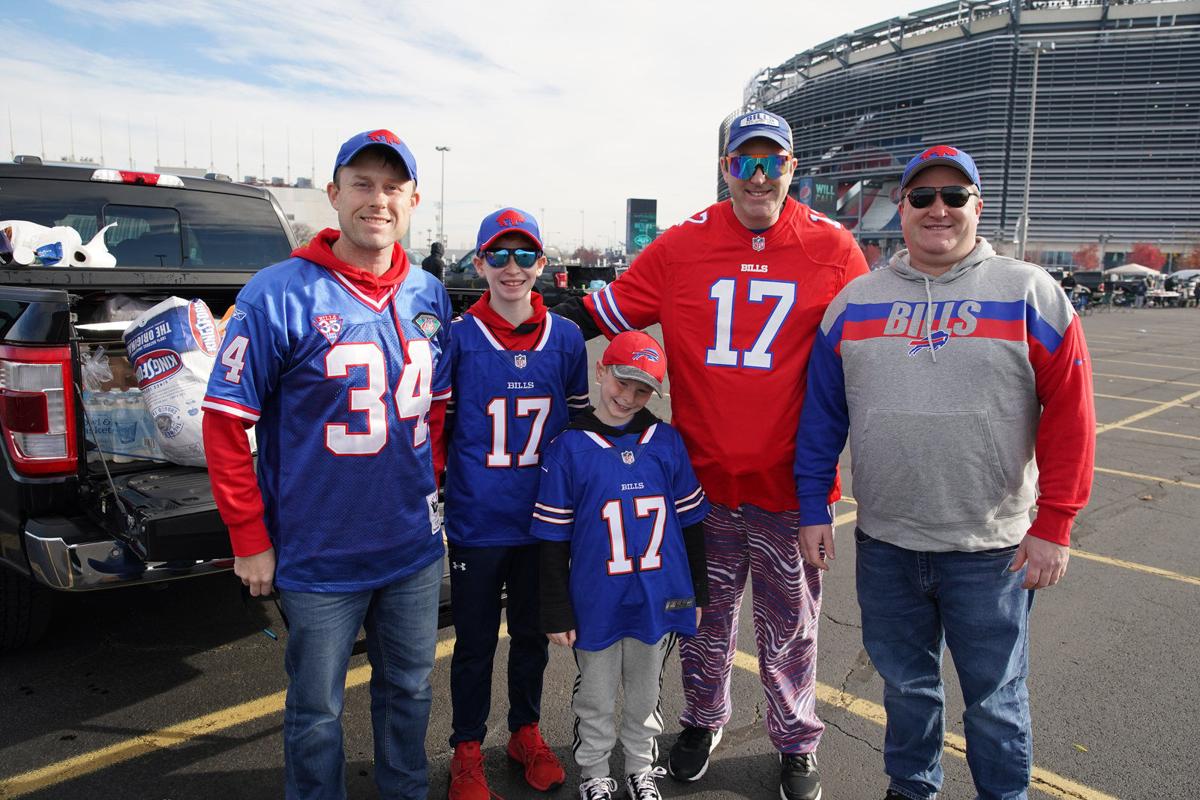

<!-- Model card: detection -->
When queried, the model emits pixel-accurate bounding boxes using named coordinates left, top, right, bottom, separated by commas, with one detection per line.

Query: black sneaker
left=667, top=725, right=723, bottom=782
left=624, top=766, right=667, bottom=800
left=779, top=752, right=821, bottom=800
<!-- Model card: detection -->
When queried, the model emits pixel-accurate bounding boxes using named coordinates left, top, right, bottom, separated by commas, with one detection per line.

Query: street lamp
left=1016, top=41, right=1054, bottom=262
left=435, top=145, right=450, bottom=247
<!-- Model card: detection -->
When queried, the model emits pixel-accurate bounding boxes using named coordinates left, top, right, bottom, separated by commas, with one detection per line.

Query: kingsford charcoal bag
left=123, top=297, right=220, bottom=466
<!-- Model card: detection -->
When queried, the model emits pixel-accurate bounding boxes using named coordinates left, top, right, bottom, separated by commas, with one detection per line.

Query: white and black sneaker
left=578, top=776, right=618, bottom=800
left=624, top=766, right=667, bottom=800
left=779, top=752, right=821, bottom=800
left=667, top=725, right=723, bottom=781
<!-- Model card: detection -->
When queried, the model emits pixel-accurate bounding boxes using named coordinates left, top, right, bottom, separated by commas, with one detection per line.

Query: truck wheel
left=0, top=569, right=54, bottom=652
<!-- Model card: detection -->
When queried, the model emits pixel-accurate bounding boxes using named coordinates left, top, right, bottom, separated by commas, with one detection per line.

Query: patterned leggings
left=678, top=503, right=824, bottom=753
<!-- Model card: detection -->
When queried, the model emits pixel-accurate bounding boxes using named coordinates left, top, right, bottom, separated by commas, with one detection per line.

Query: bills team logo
left=514, top=354, right=527, bottom=369
left=313, top=314, right=343, bottom=345
left=621, top=450, right=635, bottom=465
left=367, top=129, right=403, bottom=146
left=908, top=329, right=951, bottom=356
left=413, top=312, right=441, bottom=338
left=919, top=144, right=959, bottom=160
left=631, top=348, right=660, bottom=363
left=752, top=235, right=766, bottom=252
left=495, top=209, right=526, bottom=228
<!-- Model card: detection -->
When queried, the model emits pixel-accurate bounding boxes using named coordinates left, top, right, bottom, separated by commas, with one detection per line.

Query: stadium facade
left=723, top=0, right=1200, bottom=268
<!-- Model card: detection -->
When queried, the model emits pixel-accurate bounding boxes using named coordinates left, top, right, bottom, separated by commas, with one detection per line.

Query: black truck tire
left=0, top=569, right=54, bottom=652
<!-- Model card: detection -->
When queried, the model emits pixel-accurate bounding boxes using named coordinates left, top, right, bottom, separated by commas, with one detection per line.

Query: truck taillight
left=0, top=346, right=77, bottom=477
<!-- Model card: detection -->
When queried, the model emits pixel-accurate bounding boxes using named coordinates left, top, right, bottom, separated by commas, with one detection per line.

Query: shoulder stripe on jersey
left=469, top=314, right=506, bottom=351
left=675, top=486, right=706, bottom=514
left=601, top=285, right=634, bottom=332
left=432, top=388, right=453, bottom=401
left=568, top=397, right=590, bottom=409
left=676, top=495, right=706, bottom=515
left=532, top=512, right=573, bottom=525
left=675, top=486, right=704, bottom=507
left=584, top=431, right=612, bottom=449
left=591, top=287, right=632, bottom=336
left=202, top=396, right=260, bottom=423
left=534, top=313, right=552, bottom=351
left=534, top=500, right=573, bottom=515
left=639, top=423, right=657, bottom=444
left=330, top=270, right=398, bottom=313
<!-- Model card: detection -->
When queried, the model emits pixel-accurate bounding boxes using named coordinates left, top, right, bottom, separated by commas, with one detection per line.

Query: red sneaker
left=449, top=741, right=491, bottom=800
left=506, top=722, right=565, bottom=792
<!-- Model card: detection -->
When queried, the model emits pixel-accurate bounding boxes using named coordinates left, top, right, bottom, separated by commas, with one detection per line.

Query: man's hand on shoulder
left=235, top=547, right=277, bottom=597
left=799, top=524, right=835, bottom=571
left=1010, top=534, right=1069, bottom=590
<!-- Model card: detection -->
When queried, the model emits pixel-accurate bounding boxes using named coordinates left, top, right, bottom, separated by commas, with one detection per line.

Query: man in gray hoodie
left=793, top=145, right=1095, bottom=800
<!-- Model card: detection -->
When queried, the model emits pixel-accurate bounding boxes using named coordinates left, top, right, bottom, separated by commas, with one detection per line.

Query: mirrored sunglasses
left=725, top=154, right=791, bottom=180
left=903, top=186, right=979, bottom=209
left=482, top=248, right=541, bottom=269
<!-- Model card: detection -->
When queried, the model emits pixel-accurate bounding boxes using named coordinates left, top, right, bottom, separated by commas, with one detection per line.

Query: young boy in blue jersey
left=532, top=331, right=711, bottom=800
left=442, top=207, right=589, bottom=799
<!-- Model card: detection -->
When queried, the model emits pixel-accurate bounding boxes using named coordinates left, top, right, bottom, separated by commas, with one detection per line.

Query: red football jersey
left=584, top=198, right=869, bottom=511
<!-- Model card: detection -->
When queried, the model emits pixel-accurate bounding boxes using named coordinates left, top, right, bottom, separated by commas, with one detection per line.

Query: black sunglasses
left=903, top=186, right=979, bottom=209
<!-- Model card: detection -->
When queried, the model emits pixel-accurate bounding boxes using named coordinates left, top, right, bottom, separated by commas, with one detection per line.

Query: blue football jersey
left=531, top=421, right=710, bottom=650
left=444, top=312, right=589, bottom=547
left=202, top=257, right=452, bottom=592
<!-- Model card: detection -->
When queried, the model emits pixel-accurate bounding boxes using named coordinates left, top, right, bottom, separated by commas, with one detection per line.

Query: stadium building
left=723, top=0, right=1200, bottom=268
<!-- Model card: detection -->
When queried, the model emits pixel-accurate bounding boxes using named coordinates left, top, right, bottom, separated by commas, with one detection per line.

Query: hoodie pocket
left=852, top=408, right=1008, bottom=526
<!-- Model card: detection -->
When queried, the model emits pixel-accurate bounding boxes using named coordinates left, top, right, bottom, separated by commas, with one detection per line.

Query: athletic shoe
left=448, top=741, right=490, bottom=800
left=624, top=766, right=668, bottom=800
left=578, top=776, right=618, bottom=800
left=779, top=752, right=821, bottom=800
left=667, top=725, right=723, bottom=781
left=507, top=722, right=566, bottom=791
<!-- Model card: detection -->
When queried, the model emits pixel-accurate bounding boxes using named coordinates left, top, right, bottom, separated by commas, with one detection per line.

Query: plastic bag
left=80, top=345, right=114, bottom=392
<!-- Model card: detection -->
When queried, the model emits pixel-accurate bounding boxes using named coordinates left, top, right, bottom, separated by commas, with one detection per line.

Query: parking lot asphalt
left=2, top=308, right=1197, bottom=800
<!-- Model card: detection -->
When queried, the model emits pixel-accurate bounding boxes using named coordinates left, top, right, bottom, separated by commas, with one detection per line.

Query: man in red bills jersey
left=554, top=109, right=868, bottom=800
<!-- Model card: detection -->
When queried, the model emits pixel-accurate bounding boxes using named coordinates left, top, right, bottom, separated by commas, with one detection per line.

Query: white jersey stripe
left=469, top=314, right=506, bottom=351
left=330, top=271, right=396, bottom=312
left=534, top=313, right=553, bottom=351
left=602, top=285, right=634, bottom=332
left=534, top=501, right=573, bottom=514
left=202, top=398, right=260, bottom=422
left=584, top=431, right=613, bottom=449
left=532, top=512, right=573, bottom=525
left=591, top=290, right=623, bottom=336
left=639, top=424, right=658, bottom=444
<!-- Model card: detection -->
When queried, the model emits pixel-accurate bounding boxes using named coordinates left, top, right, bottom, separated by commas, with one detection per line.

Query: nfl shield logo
left=514, top=354, right=528, bottom=369
left=312, top=314, right=343, bottom=345
left=621, top=450, right=635, bottom=465
left=413, top=312, right=441, bottom=338
left=751, top=235, right=766, bottom=252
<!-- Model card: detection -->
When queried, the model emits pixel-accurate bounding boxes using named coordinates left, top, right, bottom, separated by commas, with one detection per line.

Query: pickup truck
left=0, top=159, right=453, bottom=652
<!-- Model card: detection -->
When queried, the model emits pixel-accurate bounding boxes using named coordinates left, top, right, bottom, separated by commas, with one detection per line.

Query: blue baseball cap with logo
left=899, top=145, right=981, bottom=190
left=333, top=129, right=418, bottom=186
left=726, top=110, right=793, bottom=154
left=476, top=207, right=543, bottom=253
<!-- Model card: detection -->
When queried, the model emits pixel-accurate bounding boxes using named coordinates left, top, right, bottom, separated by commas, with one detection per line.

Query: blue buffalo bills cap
left=725, top=110, right=793, bottom=154
left=476, top=207, right=543, bottom=253
left=900, top=144, right=981, bottom=191
left=602, top=330, right=666, bottom=396
left=334, top=129, right=418, bottom=186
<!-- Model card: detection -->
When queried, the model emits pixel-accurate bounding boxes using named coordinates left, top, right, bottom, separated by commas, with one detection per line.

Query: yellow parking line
left=731, top=651, right=1118, bottom=800
left=1094, top=392, right=1181, bottom=405
left=1095, top=389, right=1200, bottom=435
left=1110, top=426, right=1200, bottom=442
left=1089, top=350, right=1200, bottom=364
left=1072, top=550, right=1200, bottom=587
left=1093, top=372, right=1200, bottom=388
left=1094, top=358, right=1199, bottom=372
left=1094, top=465, right=1200, bottom=491
left=0, top=637, right=458, bottom=799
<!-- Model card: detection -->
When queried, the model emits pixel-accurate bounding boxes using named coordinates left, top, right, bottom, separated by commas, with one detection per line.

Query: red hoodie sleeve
left=428, top=397, right=448, bottom=488
left=203, top=412, right=271, bottom=557
left=1029, top=316, right=1096, bottom=545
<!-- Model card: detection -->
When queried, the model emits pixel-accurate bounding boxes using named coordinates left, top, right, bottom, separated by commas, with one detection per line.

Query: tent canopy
left=1167, top=268, right=1200, bottom=281
left=1104, top=263, right=1161, bottom=277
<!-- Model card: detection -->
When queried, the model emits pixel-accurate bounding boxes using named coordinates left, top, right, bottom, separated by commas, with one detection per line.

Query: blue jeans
left=855, top=529, right=1035, bottom=800
left=279, top=558, right=441, bottom=800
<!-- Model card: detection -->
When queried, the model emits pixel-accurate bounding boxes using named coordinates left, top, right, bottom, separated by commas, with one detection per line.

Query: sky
left=2, top=0, right=927, bottom=252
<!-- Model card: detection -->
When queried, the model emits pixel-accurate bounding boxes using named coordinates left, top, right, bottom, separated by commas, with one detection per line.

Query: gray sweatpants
left=572, top=634, right=677, bottom=780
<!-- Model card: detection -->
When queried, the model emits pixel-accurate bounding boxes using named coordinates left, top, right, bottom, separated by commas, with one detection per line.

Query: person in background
left=422, top=241, right=446, bottom=281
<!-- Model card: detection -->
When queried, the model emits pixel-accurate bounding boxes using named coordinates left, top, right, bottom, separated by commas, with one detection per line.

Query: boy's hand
left=799, top=524, right=835, bottom=570
left=548, top=630, right=576, bottom=647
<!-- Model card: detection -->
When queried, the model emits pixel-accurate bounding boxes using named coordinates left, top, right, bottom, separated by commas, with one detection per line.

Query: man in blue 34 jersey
left=203, top=129, right=451, bottom=800
left=441, top=208, right=588, bottom=799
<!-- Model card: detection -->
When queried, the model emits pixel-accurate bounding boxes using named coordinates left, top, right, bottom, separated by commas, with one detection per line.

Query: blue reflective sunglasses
left=482, top=248, right=541, bottom=269
left=725, top=154, right=792, bottom=180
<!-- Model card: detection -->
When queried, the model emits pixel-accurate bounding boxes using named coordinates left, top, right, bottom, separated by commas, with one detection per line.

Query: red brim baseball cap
left=602, top=330, right=666, bottom=396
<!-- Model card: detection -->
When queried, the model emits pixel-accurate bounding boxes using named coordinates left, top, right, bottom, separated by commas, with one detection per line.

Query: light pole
left=435, top=145, right=450, bottom=247
left=1017, top=41, right=1054, bottom=262
left=1098, top=232, right=1113, bottom=272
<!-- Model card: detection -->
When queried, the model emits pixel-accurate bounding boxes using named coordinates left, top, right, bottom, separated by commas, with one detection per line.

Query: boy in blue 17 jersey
left=532, top=331, right=710, bottom=800
left=442, top=208, right=588, bottom=799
